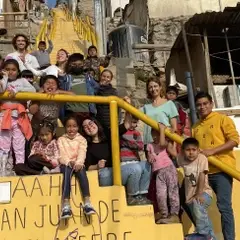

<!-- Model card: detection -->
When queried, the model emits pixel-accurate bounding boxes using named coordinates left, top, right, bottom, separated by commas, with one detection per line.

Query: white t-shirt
left=177, top=153, right=212, bottom=203
left=28, top=65, right=61, bottom=77
left=6, top=51, right=40, bottom=71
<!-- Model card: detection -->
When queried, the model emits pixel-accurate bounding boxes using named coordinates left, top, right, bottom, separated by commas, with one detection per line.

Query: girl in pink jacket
left=58, top=116, right=95, bottom=218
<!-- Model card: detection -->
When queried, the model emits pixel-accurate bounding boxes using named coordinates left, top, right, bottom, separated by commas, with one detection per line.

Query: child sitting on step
left=15, top=121, right=60, bottom=175
left=58, top=116, right=95, bottom=218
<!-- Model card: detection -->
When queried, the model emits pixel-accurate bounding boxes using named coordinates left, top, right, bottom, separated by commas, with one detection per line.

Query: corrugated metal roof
left=172, top=3, right=240, bottom=50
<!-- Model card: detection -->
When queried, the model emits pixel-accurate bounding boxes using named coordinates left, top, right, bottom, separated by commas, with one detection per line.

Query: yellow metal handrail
left=1, top=93, right=240, bottom=183
left=62, top=7, right=97, bottom=51
left=35, top=18, right=48, bottom=49
left=49, top=10, right=57, bottom=40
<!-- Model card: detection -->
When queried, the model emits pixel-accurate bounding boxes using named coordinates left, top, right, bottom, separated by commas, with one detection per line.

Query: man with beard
left=63, top=53, right=99, bottom=122
left=6, top=34, right=40, bottom=72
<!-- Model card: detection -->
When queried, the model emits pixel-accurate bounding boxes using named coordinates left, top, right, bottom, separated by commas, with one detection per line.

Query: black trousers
left=15, top=155, right=53, bottom=176
left=61, top=165, right=90, bottom=200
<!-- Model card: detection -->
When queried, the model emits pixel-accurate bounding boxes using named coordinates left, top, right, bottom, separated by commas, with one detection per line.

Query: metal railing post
left=110, top=101, right=122, bottom=186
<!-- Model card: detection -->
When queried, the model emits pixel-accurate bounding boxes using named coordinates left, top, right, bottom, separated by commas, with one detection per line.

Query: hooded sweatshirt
left=57, top=133, right=87, bottom=166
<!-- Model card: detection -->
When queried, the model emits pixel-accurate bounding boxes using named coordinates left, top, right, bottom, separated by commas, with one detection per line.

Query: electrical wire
left=209, top=54, right=240, bottom=67
left=210, top=47, right=240, bottom=56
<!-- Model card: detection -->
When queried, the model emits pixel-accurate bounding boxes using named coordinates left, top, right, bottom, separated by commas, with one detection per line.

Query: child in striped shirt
left=120, top=116, right=144, bottom=163
left=120, top=115, right=151, bottom=205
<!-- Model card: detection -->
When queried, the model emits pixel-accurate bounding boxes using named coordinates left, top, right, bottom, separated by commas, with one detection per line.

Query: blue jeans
left=208, top=172, right=234, bottom=240
left=187, top=193, right=216, bottom=240
left=60, top=165, right=90, bottom=199
left=98, top=161, right=151, bottom=195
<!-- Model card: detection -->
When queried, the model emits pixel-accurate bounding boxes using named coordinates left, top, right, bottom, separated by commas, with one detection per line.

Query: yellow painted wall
left=1, top=151, right=240, bottom=239
left=0, top=171, right=183, bottom=240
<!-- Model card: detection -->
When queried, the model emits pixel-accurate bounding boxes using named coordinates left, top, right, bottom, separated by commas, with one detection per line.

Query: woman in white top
left=25, top=49, right=69, bottom=78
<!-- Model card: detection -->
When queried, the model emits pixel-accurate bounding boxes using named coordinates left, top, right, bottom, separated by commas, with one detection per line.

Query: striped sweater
left=120, top=129, right=144, bottom=162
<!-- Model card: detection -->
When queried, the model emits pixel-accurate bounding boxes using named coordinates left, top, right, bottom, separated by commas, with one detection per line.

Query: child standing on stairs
left=58, top=116, right=95, bottom=218
left=178, top=138, right=216, bottom=240
left=0, top=59, right=36, bottom=176
left=147, top=124, right=180, bottom=224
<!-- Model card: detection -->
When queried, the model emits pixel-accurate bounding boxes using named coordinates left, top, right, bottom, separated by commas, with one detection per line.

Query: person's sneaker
left=83, top=203, right=95, bottom=215
left=138, top=195, right=152, bottom=205
left=50, top=166, right=60, bottom=173
left=127, top=196, right=142, bottom=206
left=156, top=218, right=168, bottom=224
left=61, top=205, right=72, bottom=219
left=164, top=214, right=180, bottom=224
left=43, top=166, right=51, bottom=174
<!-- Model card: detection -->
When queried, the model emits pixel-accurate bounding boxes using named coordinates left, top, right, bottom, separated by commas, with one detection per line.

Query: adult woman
left=26, top=49, right=69, bottom=82
left=142, top=76, right=178, bottom=147
left=142, top=76, right=179, bottom=218
left=81, top=117, right=150, bottom=205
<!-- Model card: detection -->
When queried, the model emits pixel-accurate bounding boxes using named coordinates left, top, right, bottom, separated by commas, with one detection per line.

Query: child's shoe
left=163, top=214, right=180, bottom=224
left=61, top=205, right=72, bottom=219
left=43, top=166, right=60, bottom=174
left=83, top=203, right=95, bottom=215
left=42, top=166, right=51, bottom=174
left=127, top=196, right=142, bottom=206
left=138, top=195, right=152, bottom=205
left=156, top=218, right=168, bottom=224
left=50, top=166, right=60, bottom=173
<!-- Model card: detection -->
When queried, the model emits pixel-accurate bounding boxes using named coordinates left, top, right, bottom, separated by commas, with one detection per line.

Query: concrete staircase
left=49, top=9, right=88, bottom=64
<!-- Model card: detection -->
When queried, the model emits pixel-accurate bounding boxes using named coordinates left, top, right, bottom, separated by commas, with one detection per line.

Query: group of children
left=0, top=56, right=117, bottom=218
left=0, top=47, right=215, bottom=239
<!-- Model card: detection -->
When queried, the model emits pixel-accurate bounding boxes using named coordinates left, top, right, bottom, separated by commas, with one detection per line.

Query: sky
left=47, top=0, right=56, bottom=8
left=45, top=0, right=129, bottom=15
left=111, top=0, right=129, bottom=15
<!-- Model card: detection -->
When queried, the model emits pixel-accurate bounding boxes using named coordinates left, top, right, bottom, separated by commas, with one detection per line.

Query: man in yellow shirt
left=192, top=92, right=239, bottom=240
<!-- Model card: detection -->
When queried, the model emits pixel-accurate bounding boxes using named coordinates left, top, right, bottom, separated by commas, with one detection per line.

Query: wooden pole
left=0, top=12, right=27, bottom=16
left=224, top=31, right=239, bottom=105
left=181, top=21, right=196, bottom=94
left=132, top=43, right=171, bottom=51
left=218, top=0, right=239, bottom=105
left=26, top=0, right=33, bottom=50
left=203, top=29, right=218, bottom=107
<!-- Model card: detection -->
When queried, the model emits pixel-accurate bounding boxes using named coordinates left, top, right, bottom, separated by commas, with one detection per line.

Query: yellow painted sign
left=0, top=171, right=183, bottom=240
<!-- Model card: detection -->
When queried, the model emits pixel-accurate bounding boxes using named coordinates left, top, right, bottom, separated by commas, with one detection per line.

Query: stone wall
left=77, top=0, right=94, bottom=21
left=149, top=16, right=190, bottom=68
